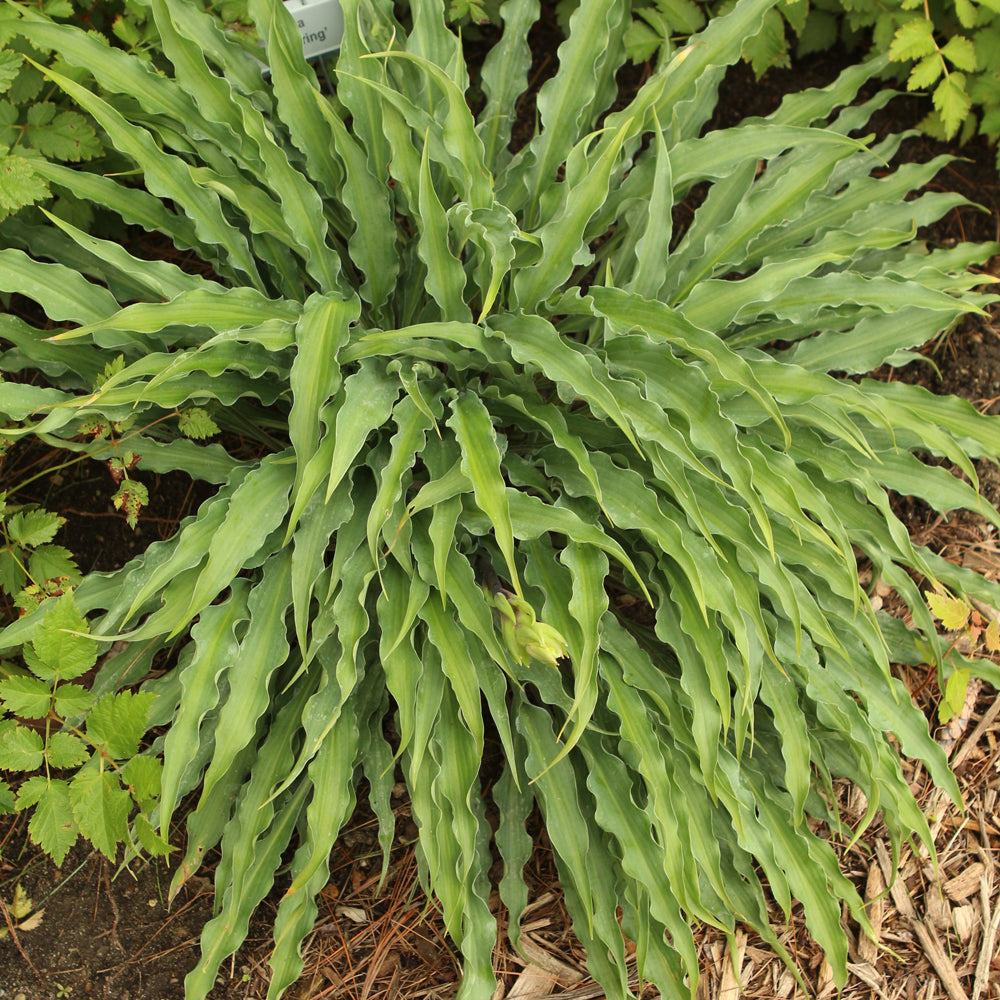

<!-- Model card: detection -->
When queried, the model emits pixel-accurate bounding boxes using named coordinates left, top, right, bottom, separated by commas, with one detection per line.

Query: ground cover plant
left=2, top=0, right=1000, bottom=997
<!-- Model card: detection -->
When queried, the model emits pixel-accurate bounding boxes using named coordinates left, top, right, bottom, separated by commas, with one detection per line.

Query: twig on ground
left=876, top=841, right=969, bottom=1000
left=0, top=893, right=45, bottom=985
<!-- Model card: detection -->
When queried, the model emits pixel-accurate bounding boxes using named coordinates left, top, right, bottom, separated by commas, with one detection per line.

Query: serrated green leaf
left=0, top=546, right=25, bottom=598
left=0, top=101, right=16, bottom=144
left=7, top=509, right=63, bottom=549
left=26, top=108, right=102, bottom=161
left=940, top=35, right=977, bottom=72
left=0, top=779, right=14, bottom=813
left=624, top=17, right=664, bottom=64
left=796, top=8, right=837, bottom=55
left=14, top=772, right=48, bottom=810
left=46, top=730, right=88, bottom=769
left=27, top=593, right=96, bottom=681
left=782, top=0, right=808, bottom=35
left=121, top=755, right=162, bottom=804
left=0, top=675, right=52, bottom=719
left=954, top=0, right=979, bottom=26
left=907, top=53, right=943, bottom=90
left=889, top=18, right=937, bottom=62
left=27, top=545, right=81, bottom=588
left=133, top=812, right=173, bottom=856
left=0, top=51, right=22, bottom=94
left=19, top=775, right=77, bottom=864
left=742, top=6, right=790, bottom=76
left=112, top=12, right=144, bottom=47
left=85, top=690, right=155, bottom=760
left=69, top=764, right=132, bottom=858
left=9, top=57, right=44, bottom=106
left=0, top=150, right=50, bottom=217
left=27, top=101, right=56, bottom=129
left=177, top=406, right=220, bottom=440
left=932, top=71, right=972, bottom=139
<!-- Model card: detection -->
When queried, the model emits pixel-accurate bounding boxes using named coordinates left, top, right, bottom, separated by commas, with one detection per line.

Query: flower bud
left=483, top=585, right=569, bottom=667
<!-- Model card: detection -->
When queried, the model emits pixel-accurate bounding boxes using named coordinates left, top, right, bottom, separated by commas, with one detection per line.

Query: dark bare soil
left=0, top=834, right=228, bottom=1000
left=2, top=28, right=1000, bottom=1000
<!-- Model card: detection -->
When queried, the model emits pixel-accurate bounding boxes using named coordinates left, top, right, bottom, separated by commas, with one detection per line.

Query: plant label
left=282, top=0, right=344, bottom=58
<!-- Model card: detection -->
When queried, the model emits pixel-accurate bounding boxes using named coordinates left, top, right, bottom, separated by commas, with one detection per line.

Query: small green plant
left=445, top=0, right=497, bottom=24
left=619, top=0, right=709, bottom=66
left=0, top=491, right=81, bottom=613
left=2, top=1, right=1000, bottom=999
left=0, top=592, right=169, bottom=864
left=836, top=0, right=1000, bottom=151
left=883, top=5, right=979, bottom=143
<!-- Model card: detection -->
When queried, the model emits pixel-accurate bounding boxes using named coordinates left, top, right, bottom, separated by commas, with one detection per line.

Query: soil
left=3, top=18, right=1000, bottom=1000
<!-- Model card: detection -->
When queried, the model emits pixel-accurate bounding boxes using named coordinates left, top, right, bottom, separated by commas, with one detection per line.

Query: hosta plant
left=1, top=0, right=1000, bottom=997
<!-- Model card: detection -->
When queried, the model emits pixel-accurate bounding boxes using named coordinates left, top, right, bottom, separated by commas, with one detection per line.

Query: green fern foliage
left=1, top=1, right=999, bottom=998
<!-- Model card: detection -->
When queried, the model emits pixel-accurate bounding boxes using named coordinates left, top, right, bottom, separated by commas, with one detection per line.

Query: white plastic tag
left=282, top=0, right=344, bottom=58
